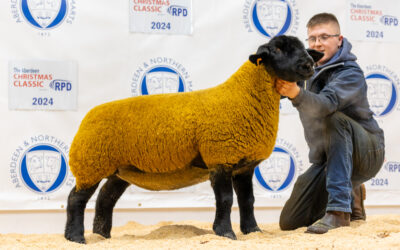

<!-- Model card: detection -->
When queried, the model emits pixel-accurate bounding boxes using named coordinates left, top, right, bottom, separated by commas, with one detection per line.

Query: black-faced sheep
left=65, top=35, right=323, bottom=243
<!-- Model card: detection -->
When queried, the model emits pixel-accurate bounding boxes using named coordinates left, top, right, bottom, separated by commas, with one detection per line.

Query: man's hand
left=275, top=79, right=300, bottom=99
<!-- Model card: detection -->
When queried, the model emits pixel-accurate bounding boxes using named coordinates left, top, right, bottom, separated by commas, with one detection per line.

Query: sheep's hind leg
left=93, top=175, right=130, bottom=238
left=210, top=167, right=236, bottom=240
left=233, top=169, right=261, bottom=234
left=65, top=183, right=100, bottom=244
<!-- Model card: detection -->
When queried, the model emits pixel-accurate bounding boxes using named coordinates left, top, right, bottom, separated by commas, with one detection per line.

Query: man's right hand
left=275, top=79, right=300, bottom=99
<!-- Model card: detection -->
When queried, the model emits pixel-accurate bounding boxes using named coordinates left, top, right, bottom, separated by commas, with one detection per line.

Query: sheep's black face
left=249, top=35, right=324, bottom=82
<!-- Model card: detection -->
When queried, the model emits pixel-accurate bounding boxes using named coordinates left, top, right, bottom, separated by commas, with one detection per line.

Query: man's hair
left=307, top=13, right=340, bottom=32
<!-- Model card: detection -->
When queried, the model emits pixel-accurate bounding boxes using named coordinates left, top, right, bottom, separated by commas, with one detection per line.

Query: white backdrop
left=1, top=0, right=400, bottom=214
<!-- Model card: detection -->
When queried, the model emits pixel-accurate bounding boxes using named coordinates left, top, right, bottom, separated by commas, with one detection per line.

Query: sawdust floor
left=1, top=214, right=399, bottom=249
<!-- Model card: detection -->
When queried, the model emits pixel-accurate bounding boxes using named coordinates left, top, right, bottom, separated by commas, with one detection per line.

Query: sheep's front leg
left=93, top=175, right=130, bottom=238
left=233, top=170, right=261, bottom=234
left=210, top=167, right=236, bottom=240
left=65, top=183, right=100, bottom=244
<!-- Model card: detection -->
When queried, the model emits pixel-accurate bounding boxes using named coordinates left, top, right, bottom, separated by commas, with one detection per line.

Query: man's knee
left=325, top=112, right=351, bottom=130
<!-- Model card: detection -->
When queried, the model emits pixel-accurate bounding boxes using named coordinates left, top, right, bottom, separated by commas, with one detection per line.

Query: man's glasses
left=306, top=34, right=340, bottom=44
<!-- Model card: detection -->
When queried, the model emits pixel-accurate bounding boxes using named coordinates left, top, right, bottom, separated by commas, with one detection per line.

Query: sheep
left=64, top=35, right=323, bottom=243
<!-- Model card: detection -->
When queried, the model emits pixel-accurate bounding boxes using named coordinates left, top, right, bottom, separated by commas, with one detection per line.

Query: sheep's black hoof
left=93, top=230, right=111, bottom=239
left=214, top=227, right=237, bottom=240
left=65, top=232, right=86, bottom=244
left=221, top=231, right=237, bottom=240
left=241, top=225, right=262, bottom=235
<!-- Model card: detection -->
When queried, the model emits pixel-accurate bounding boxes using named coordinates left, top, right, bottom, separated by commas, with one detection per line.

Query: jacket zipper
left=307, top=62, right=345, bottom=90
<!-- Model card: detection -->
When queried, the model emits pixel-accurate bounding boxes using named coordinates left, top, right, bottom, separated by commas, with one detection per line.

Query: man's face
left=307, top=22, right=343, bottom=66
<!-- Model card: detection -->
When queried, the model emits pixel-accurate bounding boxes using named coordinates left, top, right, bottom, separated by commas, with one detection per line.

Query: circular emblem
left=141, top=66, right=185, bottom=95
left=131, top=57, right=193, bottom=96
left=255, top=146, right=296, bottom=192
left=366, top=72, right=398, bottom=117
left=20, top=144, right=68, bottom=193
left=251, top=0, right=295, bottom=38
left=20, top=0, right=68, bottom=29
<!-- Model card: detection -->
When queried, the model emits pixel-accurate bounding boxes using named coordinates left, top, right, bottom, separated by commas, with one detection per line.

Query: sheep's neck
left=221, top=60, right=281, bottom=161
left=230, top=61, right=280, bottom=110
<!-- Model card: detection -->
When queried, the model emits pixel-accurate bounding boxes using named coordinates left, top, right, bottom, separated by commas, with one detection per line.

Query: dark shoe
left=351, top=184, right=366, bottom=221
left=305, top=211, right=350, bottom=234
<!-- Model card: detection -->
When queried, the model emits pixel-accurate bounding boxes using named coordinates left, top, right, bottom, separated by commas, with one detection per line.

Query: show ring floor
left=1, top=214, right=399, bottom=249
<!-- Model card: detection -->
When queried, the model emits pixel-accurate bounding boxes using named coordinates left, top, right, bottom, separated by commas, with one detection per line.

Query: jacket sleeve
left=290, top=66, right=365, bottom=118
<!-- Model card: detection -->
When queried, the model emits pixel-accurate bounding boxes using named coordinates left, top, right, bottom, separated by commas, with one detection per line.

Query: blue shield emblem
left=26, top=150, right=61, bottom=192
left=20, top=144, right=67, bottom=193
left=366, top=73, right=397, bottom=116
left=21, top=0, right=68, bottom=29
left=255, top=147, right=296, bottom=192
left=252, top=0, right=292, bottom=38
left=146, top=71, right=180, bottom=94
left=141, top=66, right=185, bottom=95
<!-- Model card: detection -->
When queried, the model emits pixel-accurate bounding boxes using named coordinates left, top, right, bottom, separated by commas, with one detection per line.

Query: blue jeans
left=279, top=112, right=384, bottom=230
left=325, top=112, right=384, bottom=212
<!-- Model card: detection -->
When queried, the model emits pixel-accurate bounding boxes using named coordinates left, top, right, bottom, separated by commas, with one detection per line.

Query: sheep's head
left=249, top=35, right=324, bottom=82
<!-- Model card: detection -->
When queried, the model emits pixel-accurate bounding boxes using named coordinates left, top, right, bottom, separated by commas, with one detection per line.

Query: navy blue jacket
left=291, top=38, right=384, bottom=164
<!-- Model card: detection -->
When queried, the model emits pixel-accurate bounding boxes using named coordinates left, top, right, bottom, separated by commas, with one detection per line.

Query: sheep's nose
left=301, top=62, right=313, bottom=72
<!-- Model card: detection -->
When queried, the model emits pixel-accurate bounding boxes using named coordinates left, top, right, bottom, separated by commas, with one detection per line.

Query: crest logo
left=10, top=0, right=76, bottom=33
left=254, top=138, right=303, bottom=192
left=365, top=65, right=400, bottom=117
left=9, top=135, right=74, bottom=195
left=21, top=144, right=67, bottom=193
left=141, top=66, right=185, bottom=95
left=131, top=57, right=192, bottom=96
left=243, top=0, right=299, bottom=38
left=21, top=0, right=67, bottom=29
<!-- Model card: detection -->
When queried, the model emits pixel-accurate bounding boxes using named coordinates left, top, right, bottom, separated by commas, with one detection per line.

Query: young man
left=276, top=13, right=385, bottom=234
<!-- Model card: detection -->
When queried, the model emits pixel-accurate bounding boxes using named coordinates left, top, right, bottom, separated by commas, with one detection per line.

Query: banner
left=129, top=0, right=193, bottom=35
left=346, top=0, right=400, bottom=42
left=1, top=0, right=399, bottom=210
left=8, top=60, right=78, bottom=110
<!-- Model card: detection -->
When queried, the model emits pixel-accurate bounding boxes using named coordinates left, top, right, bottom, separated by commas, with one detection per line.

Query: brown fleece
left=69, top=61, right=280, bottom=190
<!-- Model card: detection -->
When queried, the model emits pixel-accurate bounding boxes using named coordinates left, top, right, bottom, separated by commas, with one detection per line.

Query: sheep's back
left=122, top=93, right=203, bottom=173
left=69, top=92, right=205, bottom=188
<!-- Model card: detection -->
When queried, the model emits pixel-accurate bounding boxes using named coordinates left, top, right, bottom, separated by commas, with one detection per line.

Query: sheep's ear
left=307, top=49, right=324, bottom=63
left=249, top=45, right=270, bottom=65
